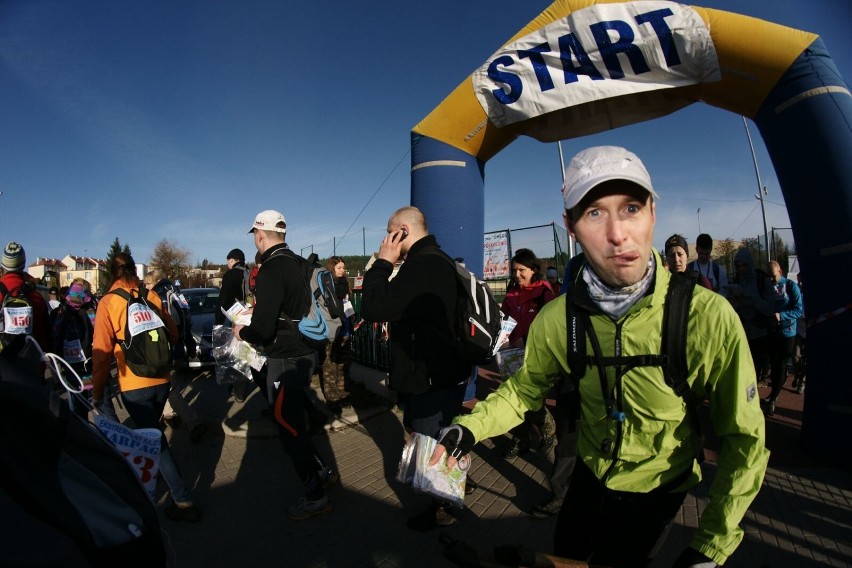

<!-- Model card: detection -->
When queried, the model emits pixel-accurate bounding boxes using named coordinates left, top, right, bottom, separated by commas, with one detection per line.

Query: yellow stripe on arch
left=413, top=0, right=818, bottom=162
left=693, top=6, right=817, bottom=117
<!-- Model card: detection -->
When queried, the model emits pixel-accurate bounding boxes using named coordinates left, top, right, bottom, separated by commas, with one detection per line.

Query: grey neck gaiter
left=582, top=256, right=655, bottom=320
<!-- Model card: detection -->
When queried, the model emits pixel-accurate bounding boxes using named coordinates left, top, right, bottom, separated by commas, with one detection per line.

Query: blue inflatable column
left=410, top=134, right=487, bottom=278
left=755, top=39, right=852, bottom=468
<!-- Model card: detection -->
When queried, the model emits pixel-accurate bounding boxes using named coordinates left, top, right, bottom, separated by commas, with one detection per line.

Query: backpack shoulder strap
left=0, top=282, right=7, bottom=301
left=266, top=248, right=313, bottom=318
left=661, top=272, right=704, bottom=459
left=109, top=288, right=133, bottom=301
left=240, top=266, right=251, bottom=298
left=661, top=273, right=695, bottom=398
left=564, top=255, right=588, bottom=384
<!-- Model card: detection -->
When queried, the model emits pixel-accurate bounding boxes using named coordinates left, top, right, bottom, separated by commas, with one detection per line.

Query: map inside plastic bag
left=212, top=325, right=266, bottom=385
left=396, top=432, right=470, bottom=508
left=495, top=347, right=525, bottom=379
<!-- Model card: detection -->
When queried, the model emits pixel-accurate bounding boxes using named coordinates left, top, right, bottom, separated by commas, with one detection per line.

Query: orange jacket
left=91, top=279, right=178, bottom=399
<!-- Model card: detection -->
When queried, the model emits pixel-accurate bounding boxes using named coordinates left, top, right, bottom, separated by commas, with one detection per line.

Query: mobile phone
left=401, top=228, right=409, bottom=240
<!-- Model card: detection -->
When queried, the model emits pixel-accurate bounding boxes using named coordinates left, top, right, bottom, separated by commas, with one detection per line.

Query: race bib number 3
left=4, top=306, right=33, bottom=335
left=127, top=303, right=165, bottom=337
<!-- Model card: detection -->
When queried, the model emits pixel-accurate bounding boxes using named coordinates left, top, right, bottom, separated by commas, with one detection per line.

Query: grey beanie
left=2, top=242, right=25, bottom=272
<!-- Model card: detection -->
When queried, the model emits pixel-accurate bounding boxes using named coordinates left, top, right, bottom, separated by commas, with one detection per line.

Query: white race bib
left=126, top=302, right=165, bottom=337
left=3, top=306, right=33, bottom=335
left=175, top=293, right=189, bottom=310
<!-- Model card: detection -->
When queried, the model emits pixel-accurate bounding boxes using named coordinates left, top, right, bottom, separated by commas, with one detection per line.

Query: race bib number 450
left=3, top=306, right=33, bottom=335
left=127, top=303, right=165, bottom=337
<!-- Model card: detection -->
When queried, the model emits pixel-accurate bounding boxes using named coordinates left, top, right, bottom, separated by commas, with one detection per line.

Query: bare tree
left=149, top=239, right=191, bottom=281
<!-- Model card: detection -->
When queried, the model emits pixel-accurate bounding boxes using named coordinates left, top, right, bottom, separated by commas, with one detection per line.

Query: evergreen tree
left=103, top=237, right=132, bottom=290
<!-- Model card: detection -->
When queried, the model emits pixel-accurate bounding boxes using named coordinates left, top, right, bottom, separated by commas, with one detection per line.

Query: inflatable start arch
left=410, top=0, right=852, bottom=466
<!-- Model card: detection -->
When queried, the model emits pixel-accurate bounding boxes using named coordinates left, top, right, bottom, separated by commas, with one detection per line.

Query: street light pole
left=742, top=116, right=771, bottom=264
left=557, top=141, right=576, bottom=258
left=697, top=208, right=701, bottom=233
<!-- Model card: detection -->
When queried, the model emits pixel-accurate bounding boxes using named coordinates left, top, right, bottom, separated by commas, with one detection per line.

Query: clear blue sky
left=1, top=1, right=849, bottom=267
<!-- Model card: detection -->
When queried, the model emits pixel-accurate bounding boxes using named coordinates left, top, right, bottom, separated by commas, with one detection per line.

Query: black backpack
left=0, top=281, right=36, bottom=353
left=267, top=250, right=344, bottom=348
left=563, top=254, right=703, bottom=458
left=434, top=251, right=502, bottom=366
left=109, top=286, right=173, bottom=377
left=0, top=348, right=166, bottom=567
left=155, top=284, right=196, bottom=360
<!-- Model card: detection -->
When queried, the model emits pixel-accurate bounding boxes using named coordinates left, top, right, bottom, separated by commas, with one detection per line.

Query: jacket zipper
left=601, top=318, right=626, bottom=485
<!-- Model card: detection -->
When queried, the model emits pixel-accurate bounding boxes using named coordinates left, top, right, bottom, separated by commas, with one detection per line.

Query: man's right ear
left=563, top=211, right=577, bottom=239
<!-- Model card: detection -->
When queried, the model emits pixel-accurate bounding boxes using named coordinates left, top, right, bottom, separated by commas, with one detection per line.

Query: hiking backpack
left=155, top=283, right=196, bottom=360
left=436, top=252, right=502, bottom=366
left=300, top=254, right=345, bottom=345
left=0, top=281, right=36, bottom=352
left=109, top=286, right=173, bottom=377
left=0, top=347, right=166, bottom=566
left=563, top=254, right=704, bottom=457
left=267, top=250, right=344, bottom=348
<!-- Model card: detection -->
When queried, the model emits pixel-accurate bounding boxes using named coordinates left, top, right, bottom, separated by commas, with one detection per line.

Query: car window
left=183, top=290, right=220, bottom=315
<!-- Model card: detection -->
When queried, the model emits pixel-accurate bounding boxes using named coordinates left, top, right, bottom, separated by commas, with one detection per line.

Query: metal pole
left=743, top=116, right=771, bottom=263
left=333, top=236, right=337, bottom=256
left=697, top=208, right=701, bottom=233
left=557, top=141, right=576, bottom=258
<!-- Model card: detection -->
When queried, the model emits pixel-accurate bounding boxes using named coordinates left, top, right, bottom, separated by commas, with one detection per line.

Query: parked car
left=181, top=287, right=220, bottom=368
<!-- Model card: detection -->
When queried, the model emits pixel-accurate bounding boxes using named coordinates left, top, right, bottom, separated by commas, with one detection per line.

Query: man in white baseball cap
left=248, top=209, right=287, bottom=234
left=235, top=208, right=339, bottom=521
left=433, top=146, right=768, bottom=567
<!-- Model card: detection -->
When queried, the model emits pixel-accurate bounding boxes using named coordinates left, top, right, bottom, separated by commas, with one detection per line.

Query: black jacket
left=239, top=244, right=314, bottom=359
left=360, top=235, right=470, bottom=394
left=216, top=264, right=248, bottom=325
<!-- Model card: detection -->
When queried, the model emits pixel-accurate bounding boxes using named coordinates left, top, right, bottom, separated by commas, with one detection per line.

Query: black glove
left=673, top=547, right=716, bottom=568
left=437, top=424, right=476, bottom=460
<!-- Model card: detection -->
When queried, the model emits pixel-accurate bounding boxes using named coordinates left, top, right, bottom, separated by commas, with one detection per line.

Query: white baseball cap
left=248, top=210, right=287, bottom=234
left=561, top=146, right=658, bottom=211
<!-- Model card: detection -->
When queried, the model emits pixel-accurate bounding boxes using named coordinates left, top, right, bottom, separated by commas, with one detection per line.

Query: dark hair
left=111, top=252, right=139, bottom=286
left=696, top=233, right=713, bottom=251
left=508, top=248, right=542, bottom=290
left=326, top=256, right=344, bottom=272
left=665, top=234, right=688, bottom=255
left=227, top=248, right=246, bottom=263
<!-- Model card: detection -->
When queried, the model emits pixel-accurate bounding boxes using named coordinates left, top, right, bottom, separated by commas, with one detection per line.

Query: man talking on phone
left=360, top=206, right=473, bottom=531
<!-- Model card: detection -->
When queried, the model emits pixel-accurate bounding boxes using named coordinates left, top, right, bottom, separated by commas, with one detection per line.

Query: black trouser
left=767, top=335, right=796, bottom=402
left=398, top=382, right=467, bottom=438
left=550, top=390, right=580, bottom=499
left=747, top=335, right=770, bottom=379
left=266, top=354, right=328, bottom=499
left=554, top=462, right=687, bottom=567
